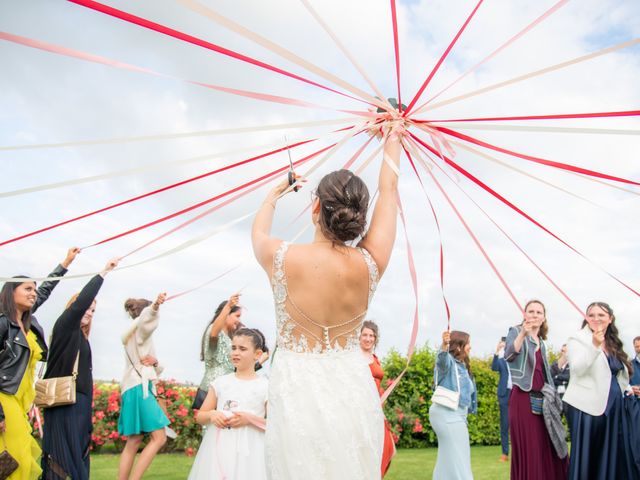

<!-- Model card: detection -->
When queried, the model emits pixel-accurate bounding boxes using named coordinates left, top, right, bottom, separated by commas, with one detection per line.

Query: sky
left=1, top=0, right=639, bottom=384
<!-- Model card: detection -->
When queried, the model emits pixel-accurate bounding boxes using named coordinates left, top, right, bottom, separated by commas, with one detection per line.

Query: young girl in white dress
left=188, top=328, right=269, bottom=480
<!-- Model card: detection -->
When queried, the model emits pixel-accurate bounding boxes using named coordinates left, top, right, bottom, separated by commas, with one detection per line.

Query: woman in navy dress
left=563, top=302, right=640, bottom=480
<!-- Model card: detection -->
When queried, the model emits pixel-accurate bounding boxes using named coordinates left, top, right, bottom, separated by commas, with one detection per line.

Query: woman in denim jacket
left=505, top=299, right=568, bottom=480
left=429, top=330, right=477, bottom=480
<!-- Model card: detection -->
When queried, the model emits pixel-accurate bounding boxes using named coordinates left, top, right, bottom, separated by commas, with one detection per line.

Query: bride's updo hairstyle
left=316, top=169, right=370, bottom=243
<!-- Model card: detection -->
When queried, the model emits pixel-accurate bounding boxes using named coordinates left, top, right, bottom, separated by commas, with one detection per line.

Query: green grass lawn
left=90, top=446, right=510, bottom=479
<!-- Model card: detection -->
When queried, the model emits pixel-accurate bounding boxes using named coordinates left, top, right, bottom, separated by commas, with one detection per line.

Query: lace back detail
left=271, top=242, right=379, bottom=354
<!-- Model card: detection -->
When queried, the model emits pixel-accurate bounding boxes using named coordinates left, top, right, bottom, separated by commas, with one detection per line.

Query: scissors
left=285, top=135, right=299, bottom=192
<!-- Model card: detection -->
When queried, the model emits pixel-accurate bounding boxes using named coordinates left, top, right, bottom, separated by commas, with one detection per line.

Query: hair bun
left=327, top=206, right=366, bottom=242
left=317, top=170, right=370, bottom=243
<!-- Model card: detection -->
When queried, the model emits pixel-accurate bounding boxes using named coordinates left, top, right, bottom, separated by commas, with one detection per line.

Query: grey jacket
left=504, top=325, right=553, bottom=392
left=542, top=383, right=568, bottom=459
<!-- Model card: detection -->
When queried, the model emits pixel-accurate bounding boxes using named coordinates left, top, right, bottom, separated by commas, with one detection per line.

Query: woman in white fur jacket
left=563, top=301, right=638, bottom=480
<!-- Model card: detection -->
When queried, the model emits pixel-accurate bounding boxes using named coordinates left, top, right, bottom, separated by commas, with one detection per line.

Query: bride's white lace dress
left=265, top=242, right=384, bottom=480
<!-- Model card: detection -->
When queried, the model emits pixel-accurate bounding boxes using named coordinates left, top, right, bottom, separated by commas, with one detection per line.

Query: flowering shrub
left=30, top=380, right=203, bottom=454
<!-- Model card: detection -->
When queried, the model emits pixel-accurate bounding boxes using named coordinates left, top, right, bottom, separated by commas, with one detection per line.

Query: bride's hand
left=266, top=174, right=306, bottom=205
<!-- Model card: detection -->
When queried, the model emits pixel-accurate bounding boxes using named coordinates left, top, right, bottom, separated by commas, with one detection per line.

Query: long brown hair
left=200, top=300, right=241, bottom=361
left=582, top=302, right=633, bottom=376
left=0, top=278, right=35, bottom=331
left=523, top=299, right=548, bottom=340
left=449, top=330, right=472, bottom=377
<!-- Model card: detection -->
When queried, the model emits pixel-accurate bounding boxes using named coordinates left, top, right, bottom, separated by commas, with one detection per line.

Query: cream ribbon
left=415, top=37, right=640, bottom=114
left=177, top=0, right=391, bottom=113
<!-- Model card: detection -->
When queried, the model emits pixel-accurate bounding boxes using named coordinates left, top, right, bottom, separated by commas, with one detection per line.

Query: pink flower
left=413, top=418, right=423, bottom=433
left=185, top=447, right=195, bottom=457
left=176, top=405, right=189, bottom=418
left=95, top=410, right=105, bottom=420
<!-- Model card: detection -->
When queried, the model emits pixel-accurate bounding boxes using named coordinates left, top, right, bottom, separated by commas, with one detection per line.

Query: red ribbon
left=410, top=132, right=640, bottom=298
left=416, top=0, right=571, bottom=110
left=0, top=30, right=377, bottom=117
left=410, top=137, right=584, bottom=316
left=389, top=0, right=402, bottom=112
left=402, top=145, right=451, bottom=329
left=67, top=0, right=371, bottom=108
left=0, top=138, right=321, bottom=247
left=423, top=109, right=640, bottom=123
left=90, top=144, right=335, bottom=248
left=408, top=139, right=523, bottom=312
left=431, top=125, right=640, bottom=186
left=403, top=0, right=484, bottom=115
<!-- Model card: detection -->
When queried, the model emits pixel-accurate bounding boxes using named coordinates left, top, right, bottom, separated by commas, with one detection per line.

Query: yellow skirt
left=0, top=331, right=42, bottom=480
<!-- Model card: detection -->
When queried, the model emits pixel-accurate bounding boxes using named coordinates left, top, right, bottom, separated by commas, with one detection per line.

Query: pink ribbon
left=402, top=145, right=451, bottom=329
left=414, top=0, right=572, bottom=112
left=67, top=0, right=372, bottom=108
left=380, top=193, right=419, bottom=404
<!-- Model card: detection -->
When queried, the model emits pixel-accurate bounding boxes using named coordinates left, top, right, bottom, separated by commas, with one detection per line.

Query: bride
left=251, top=122, right=402, bottom=479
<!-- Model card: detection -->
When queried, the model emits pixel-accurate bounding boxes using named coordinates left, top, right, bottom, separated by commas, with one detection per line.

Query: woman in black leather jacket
left=0, top=247, right=78, bottom=480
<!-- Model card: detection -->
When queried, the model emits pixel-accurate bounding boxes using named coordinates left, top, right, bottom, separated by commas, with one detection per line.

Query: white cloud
left=1, top=0, right=639, bottom=384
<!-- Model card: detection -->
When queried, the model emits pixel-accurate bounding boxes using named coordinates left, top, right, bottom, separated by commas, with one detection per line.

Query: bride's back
left=273, top=242, right=376, bottom=352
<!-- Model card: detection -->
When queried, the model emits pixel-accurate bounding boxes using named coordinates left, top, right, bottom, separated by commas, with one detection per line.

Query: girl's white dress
left=188, top=373, right=268, bottom=480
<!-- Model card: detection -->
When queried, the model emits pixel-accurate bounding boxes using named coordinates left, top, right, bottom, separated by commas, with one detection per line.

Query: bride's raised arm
left=251, top=177, right=293, bottom=273
left=358, top=130, right=402, bottom=277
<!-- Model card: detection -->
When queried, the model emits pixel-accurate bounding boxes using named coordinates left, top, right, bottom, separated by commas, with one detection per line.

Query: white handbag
left=431, top=358, right=461, bottom=410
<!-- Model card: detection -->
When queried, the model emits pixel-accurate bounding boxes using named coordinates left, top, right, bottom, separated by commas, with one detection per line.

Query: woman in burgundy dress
left=505, top=300, right=568, bottom=480
left=360, top=321, right=396, bottom=477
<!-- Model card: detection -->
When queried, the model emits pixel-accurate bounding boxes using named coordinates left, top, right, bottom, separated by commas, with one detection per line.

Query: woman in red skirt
left=505, top=300, right=568, bottom=480
left=360, top=320, right=396, bottom=477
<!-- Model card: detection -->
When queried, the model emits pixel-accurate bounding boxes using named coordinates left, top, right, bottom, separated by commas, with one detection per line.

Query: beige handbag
left=34, top=352, right=79, bottom=408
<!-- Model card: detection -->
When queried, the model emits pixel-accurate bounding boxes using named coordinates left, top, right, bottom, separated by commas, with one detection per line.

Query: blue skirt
left=429, top=403, right=473, bottom=480
left=41, top=392, right=92, bottom=480
left=567, top=356, right=640, bottom=480
left=118, top=382, right=169, bottom=436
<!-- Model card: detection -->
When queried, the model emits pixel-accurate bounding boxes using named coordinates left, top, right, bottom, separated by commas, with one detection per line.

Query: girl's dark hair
left=200, top=300, right=242, bottom=361
left=316, top=169, right=370, bottom=243
left=523, top=299, right=549, bottom=340
left=582, top=302, right=633, bottom=376
left=361, top=320, right=379, bottom=348
left=0, top=278, right=36, bottom=331
left=232, top=328, right=266, bottom=351
left=124, top=298, right=152, bottom=319
left=449, top=330, right=472, bottom=378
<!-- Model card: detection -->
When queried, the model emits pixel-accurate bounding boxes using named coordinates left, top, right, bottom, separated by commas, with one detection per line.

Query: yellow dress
left=0, top=331, right=43, bottom=480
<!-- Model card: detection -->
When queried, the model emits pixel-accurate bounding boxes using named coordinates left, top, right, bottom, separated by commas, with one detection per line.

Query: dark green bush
left=382, top=344, right=502, bottom=448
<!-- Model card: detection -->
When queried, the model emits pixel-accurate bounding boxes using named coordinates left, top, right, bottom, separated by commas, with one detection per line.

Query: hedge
left=382, top=344, right=503, bottom=448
